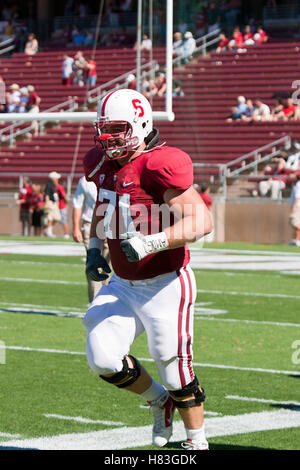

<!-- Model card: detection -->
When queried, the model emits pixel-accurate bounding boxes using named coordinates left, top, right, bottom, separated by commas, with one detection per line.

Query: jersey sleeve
left=83, top=146, right=105, bottom=183
left=143, top=147, right=194, bottom=200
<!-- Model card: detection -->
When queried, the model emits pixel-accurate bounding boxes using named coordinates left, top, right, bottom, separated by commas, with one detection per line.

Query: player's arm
left=121, top=185, right=212, bottom=262
left=163, top=185, right=212, bottom=248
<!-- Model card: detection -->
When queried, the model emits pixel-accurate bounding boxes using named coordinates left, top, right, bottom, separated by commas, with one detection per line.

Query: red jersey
left=56, top=183, right=67, bottom=210
left=84, top=145, right=194, bottom=280
left=19, top=185, right=32, bottom=209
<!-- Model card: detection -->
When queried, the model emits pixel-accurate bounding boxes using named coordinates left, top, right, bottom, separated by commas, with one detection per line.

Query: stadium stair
left=0, top=42, right=300, bottom=192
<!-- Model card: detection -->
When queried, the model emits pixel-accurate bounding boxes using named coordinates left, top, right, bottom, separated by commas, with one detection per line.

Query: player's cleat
left=149, top=391, right=176, bottom=447
left=181, top=438, right=209, bottom=450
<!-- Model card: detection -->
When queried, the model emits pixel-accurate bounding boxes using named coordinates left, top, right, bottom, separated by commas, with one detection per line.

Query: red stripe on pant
left=177, top=267, right=194, bottom=388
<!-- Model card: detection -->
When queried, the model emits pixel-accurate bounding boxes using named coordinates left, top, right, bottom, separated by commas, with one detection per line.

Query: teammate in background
left=82, top=89, right=212, bottom=450
left=72, top=176, right=111, bottom=302
left=16, top=177, right=33, bottom=236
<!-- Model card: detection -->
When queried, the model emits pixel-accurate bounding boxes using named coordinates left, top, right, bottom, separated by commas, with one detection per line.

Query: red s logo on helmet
left=132, top=99, right=144, bottom=118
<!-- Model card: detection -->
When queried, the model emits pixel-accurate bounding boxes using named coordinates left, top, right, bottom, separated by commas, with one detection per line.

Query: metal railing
left=193, top=136, right=291, bottom=198
left=0, top=37, right=15, bottom=56
left=0, top=97, right=78, bottom=147
left=173, top=28, right=220, bottom=66
left=86, top=60, right=159, bottom=105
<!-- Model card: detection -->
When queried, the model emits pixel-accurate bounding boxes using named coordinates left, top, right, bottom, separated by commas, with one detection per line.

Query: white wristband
left=88, top=237, right=103, bottom=250
left=143, top=232, right=169, bottom=255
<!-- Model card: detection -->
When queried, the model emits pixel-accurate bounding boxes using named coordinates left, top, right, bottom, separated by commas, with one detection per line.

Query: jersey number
left=97, top=189, right=134, bottom=239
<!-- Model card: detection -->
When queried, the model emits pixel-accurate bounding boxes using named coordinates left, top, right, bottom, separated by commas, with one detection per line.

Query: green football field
left=0, top=239, right=299, bottom=451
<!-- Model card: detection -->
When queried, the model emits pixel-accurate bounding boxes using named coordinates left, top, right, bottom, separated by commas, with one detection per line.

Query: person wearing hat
left=7, top=84, right=20, bottom=112
left=182, top=31, right=196, bottom=63
left=18, top=87, right=29, bottom=113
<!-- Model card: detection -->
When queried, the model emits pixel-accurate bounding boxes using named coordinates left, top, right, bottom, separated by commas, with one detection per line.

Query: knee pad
left=99, top=355, right=141, bottom=388
left=169, top=376, right=206, bottom=408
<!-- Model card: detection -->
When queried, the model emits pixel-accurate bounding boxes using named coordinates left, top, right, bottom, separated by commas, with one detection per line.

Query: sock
left=140, top=380, right=166, bottom=403
left=185, top=425, right=206, bottom=442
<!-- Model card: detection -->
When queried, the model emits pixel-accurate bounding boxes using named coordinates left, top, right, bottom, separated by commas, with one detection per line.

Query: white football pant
left=82, top=264, right=197, bottom=390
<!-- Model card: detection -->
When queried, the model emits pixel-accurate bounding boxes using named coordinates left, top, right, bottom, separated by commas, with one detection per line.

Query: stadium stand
left=1, top=41, right=300, bottom=194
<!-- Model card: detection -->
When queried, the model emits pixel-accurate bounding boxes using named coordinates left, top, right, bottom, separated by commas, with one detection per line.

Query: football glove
left=120, top=231, right=169, bottom=262
left=86, top=248, right=111, bottom=282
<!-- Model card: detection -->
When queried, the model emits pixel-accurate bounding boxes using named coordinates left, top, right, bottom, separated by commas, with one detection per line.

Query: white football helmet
left=94, top=88, right=153, bottom=159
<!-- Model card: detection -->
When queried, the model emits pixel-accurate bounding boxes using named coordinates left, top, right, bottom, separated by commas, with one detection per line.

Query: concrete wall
left=0, top=196, right=294, bottom=243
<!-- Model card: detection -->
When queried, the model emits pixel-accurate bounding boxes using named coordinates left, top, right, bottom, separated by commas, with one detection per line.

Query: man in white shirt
left=289, top=173, right=300, bottom=247
left=72, top=176, right=111, bottom=301
left=62, top=53, right=74, bottom=86
left=253, top=99, right=271, bottom=121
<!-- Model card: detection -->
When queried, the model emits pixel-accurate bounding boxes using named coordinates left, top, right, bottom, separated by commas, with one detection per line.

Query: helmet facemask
left=94, top=119, right=139, bottom=160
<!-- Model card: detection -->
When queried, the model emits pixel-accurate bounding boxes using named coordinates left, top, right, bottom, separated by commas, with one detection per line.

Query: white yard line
left=1, top=409, right=300, bottom=450
left=0, top=277, right=85, bottom=285
left=43, top=414, right=125, bottom=426
left=226, top=395, right=300, bottom=407
left=197, top=288, right=300, bottom=300
left=2, top=345, right=299, bottom=376
left=195, top=316, right=300, bottom=328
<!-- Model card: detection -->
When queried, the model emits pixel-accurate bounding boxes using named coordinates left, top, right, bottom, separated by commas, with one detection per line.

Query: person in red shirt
left=16, top=177, right=33, bottom=236
left=199, top=184, right=214, bottom=242
left=56, top=178, right=70, bottom=239
left=216, top=32, right=229, bottom=53
left=229, top=26, right=244, bottom=50
left=85, top=55, right=97, bottom=87
left=243, top=25, right=255, bottom=45
left=83, top=89, right=212, bottom=450
left=29, top=184, right=45, bottom=236
left=254, top=26, right=269, bottom=44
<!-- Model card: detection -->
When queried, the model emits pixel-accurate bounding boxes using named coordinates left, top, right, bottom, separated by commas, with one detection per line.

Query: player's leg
left=82, top=275, right=166, bottom=402
left=141, top=265, right=208, bottom=450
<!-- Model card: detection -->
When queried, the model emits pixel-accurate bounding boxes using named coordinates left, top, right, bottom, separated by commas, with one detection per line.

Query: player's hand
left=120, top=233, right=148, bottom=262
left=120, top=231, right=169, bottom=262
left=86, top=248, right=111, bottom=281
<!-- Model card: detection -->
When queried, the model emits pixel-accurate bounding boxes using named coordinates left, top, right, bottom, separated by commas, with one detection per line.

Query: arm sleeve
left=143, top=148, right=194, bottom=200
left=72, top=178, right=85, bottom=209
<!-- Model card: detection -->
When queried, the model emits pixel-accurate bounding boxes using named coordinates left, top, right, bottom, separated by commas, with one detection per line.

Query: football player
left=82, top=89, right=212, bottom=450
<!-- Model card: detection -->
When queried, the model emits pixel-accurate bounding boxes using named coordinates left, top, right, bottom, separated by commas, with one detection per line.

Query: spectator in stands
left=207, top=1, right=221, bottom=34
left=72, top=51, right=86, bottom=86
left=271, top=97, right=284, bottom=120
left=84, top=30, right=94, bottom=47
left=72, top=29, right=85, bottom=46
left=243, top=25, right=255, bottom=45
left=273, top=97, right=296, bottom=121
left=254, top=26, right=269, bottom=44
left=85, top=55, right=97, bottom=87
left=62, top=53, right=74, bottom=86
left=24, top=33, right=38, bottom=55
left=133, top=33, right=152, bottom=53
left=16, top=177, right=33, bottom=236
left=226, top=95, right=248, bottom=122
left=27, top=85, right=41, bottom=136
left=7, top=83, right=20, bottom=112
left=140, top=75, right=153, bottom=99
left=216, top=32, right=229, bottom=53
left=152, top=72, right=167, bottom=97
left=29, top=184, right=45, bottom=236
left=228, top=26, right=244, bottom=51
left=172, top=78, right=184, bottom=97
left=181, top=31, right=196, bottom=63
left=253, top=98, right=271, bottom=121
left=194, top=6, right=208, bottom=37
left=289, top=172, right=300, bottom=246
left=126, top=73, right=136, bottom=90
left=173, top=31, right=184, bottom=56
left=241, top=99, right=256, bottom=122
left=44, top=172, right=62, bottom=237
left=258, top=162, right=288, bottom=199
left=18, top=87, right=29, bottom=113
